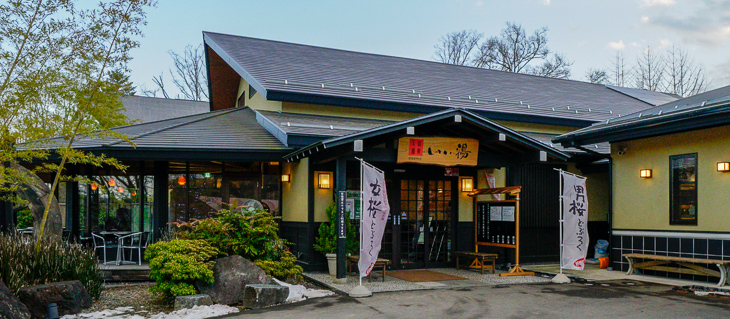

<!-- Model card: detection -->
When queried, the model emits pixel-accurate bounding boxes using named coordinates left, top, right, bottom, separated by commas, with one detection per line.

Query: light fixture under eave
left=117, top=186, right=124, bottom=193
left=461, top=177, right=474, bottom=193
left=318, top=173, right=331, bottom=189
left=718, top=162, right=730, bottom=172
left=281, top=174, right=291, bottom=182
left=640, top=169, right=652, bottom=178
left=91, top=182, right=98, bottom=191
left=107, top=178, right=116, bottom=187
left=177, top=175, right=186, bottom=186
left=354, top=139, right=363, bottom=152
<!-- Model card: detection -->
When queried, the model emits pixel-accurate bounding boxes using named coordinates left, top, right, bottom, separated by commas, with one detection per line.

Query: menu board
left=490, top=206, right=503, bottom=221
left=476, top=202, right=517, bottom=244
left=502, top=206, right=515, bottom=222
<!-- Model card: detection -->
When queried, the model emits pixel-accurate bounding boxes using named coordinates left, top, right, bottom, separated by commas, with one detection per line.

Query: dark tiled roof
left=204, top=32, right=677, bottom=124
left=521, top=132, right=609, bottom=155
left=121, top=96, right=209, bottom=123
left=285, top=108, right=571, bottom=161
left=553, top=85, right=730, bottom=145
left=32, top=107, right=289, bottom=152
left=606, top=86, right=680, bottom=106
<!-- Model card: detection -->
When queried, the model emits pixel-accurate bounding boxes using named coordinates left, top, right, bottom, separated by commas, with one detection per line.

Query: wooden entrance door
left=390, top=178, right=455, bottom=269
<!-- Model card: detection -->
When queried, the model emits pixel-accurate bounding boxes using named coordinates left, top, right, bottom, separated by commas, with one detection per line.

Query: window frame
left=669, top=153, right=698, bottom=226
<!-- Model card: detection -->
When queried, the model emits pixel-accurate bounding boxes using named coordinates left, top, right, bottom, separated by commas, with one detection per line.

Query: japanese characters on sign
left=358, top=162, right=390, bottom=278
left=560, top=172, right=589, bottom=270
left=337, top=191, right=346, bottom=239
left=397, top=137, right=479, bottom=166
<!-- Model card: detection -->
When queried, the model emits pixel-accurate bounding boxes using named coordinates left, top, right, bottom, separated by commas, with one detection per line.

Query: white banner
left=561, top=172, right=589, bottom=270
left=358, top=162, right=390, bottom=278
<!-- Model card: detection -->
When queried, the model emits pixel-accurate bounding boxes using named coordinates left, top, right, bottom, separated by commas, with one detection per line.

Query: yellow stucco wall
left=237, top=78, right=282, bottom=111
left=495, top=120, right=581, bottom=135
left=313, top=171, right=334, bottom=222
left=612, top=125, right=730, bottom=231
left=282, top=159, right=309, bottom=222
left=282, top=102, right=420, bottom=121
left=566, top=164, right=609, bottom=222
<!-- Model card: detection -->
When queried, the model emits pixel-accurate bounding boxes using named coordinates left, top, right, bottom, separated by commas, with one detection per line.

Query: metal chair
left=91, top=232, right=111, bottom=265
left=118, top=232, right=150, bottom=265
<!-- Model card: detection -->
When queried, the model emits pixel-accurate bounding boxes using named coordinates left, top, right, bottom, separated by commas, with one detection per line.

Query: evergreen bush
left=144, top=239, right=218, bottom=300
left=314, top=203, right=359, bottom=255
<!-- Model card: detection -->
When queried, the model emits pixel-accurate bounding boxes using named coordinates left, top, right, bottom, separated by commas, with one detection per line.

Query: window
left=670, top=153, right=697, bottom=225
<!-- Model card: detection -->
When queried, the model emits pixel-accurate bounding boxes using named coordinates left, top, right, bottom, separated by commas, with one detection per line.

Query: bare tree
left=609, top=50, right=630, bottom=87
left=434, top=30, right=482, bottom=65
left=634, top=46, right=664, bottom=91
left=469, top=22, right=572, bottom=78
left=586, top=68, right=609, bottom=84
left=150, top=44, right=208, bottom=101
left=663, top=46, right=708, bottom=97
left=169, top=44, right=208, bottom=101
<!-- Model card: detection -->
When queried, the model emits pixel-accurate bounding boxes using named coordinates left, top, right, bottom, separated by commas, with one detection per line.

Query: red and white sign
left=358, top=162, right=390, bottom=278
left=561, top=172, right=589, bottom=270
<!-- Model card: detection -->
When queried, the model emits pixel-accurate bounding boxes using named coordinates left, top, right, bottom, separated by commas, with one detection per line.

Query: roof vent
left=702, top=100, right=707, bottom=106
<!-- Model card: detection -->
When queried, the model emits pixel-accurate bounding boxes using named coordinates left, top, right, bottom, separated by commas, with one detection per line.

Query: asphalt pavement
left=223, top=280, right=730, bottom=319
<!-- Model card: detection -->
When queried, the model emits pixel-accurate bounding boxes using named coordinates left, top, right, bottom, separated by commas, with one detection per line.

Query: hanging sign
left=561, top=172, right=589, bottom=270
left=358, top=161, right=390, bottom=278
left=337, top=191, right=346, bottom=239
left=397, top=137, right=478, bottom=166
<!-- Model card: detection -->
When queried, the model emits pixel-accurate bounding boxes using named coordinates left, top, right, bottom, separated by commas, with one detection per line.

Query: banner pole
left=559, top=170, right=564, bottom=275
left=359, top=157, right=364, bottom=287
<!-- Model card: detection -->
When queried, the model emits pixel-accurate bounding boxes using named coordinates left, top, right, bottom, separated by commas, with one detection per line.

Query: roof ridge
left=104, top=107, right=243, bottom=147
left=202, top=31, right=639, bottom=91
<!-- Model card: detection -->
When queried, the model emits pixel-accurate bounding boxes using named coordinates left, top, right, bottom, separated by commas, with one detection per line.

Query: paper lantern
left=177, top=175, right=186, bottom=186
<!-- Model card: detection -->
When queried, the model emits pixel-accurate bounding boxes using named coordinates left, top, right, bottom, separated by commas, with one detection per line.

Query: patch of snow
left=273, top=278, right=335, bottom=302
left=61, top=304, right=239, bottom=319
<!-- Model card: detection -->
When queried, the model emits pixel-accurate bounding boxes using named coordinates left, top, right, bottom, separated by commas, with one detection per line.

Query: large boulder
left=196, top=255, right=274, bottom=305
left=174, top=294, right=213, bottom=311
left=0, top=280, right=30, bottom=319
left=16, top=280, right=91, bottom=319
left=242, top=284, right=289, bottom=309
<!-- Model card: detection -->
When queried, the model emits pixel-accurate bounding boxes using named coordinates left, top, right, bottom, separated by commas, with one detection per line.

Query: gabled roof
left=121, top=96, right=209, bottom=124
left=553, top=85, right=730, bottom=146
left=255, top=110, right=394, bottom=147
left=203, top=32, right=676, bottom=126
left=284, top=108, right=570, bottom=162
left=30, top=107, right=290, bottom=161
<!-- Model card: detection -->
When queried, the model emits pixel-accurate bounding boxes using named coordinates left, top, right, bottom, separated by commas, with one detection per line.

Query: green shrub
left=145, top=239, right=218, bottom=300
left=0, top=233, right=103, bottom=299
left=16, top=208, right=33, bottom=229
left=314, top=203, right=359, bottom=255
left=175, top=208, right=302, bottom=280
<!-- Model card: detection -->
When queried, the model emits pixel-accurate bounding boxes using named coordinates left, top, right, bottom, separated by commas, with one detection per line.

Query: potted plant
left=314, top=203, right=359, bottom=275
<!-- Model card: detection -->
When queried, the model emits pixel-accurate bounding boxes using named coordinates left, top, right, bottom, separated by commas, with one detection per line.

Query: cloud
left=541, top=0, right=551, bottom=5
left=475, top=1, right=484, bottom=6
left=641, top=16, right=650, bottom=23
left=644, top=0, right=730, bottom=47
left=640, top=0, right=675, bottom=7
left=659, top=39, right=672, bottom=48
left=608, top=40, right=626, bottom=50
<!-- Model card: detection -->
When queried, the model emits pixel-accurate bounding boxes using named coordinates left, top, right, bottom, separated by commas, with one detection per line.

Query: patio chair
left=91, top=232, right=111, bottom=265
left=118, top=232, right=150, bottom=265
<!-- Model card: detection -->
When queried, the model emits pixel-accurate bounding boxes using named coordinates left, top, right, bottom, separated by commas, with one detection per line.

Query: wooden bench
left=454, top=251, right=498, bottom=274
left=347, top=255, right=391, bottom=282
left=624, top=253, right=730, bottom=287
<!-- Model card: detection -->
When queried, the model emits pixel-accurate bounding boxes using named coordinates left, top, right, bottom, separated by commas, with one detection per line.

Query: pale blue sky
left=128, top=0, right=730, bottom=97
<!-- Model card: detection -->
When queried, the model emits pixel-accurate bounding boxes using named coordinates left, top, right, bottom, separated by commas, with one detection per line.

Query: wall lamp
left=281, top=174, right=291, bottom=182
left=318, top=173, right=331, bottom=189
left=718, top=162, right=730, bottom=172
left=640, top=169, right=652, bottom=178
left=461, top=177, right=474, bottom=193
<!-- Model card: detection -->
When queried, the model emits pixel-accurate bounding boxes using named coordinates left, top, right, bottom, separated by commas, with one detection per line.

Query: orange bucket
left=599, top=257, right=609, bottom=269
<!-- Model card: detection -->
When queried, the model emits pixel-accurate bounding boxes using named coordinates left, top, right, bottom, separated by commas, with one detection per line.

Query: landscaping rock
left=0, top=279, right=30, bottom=319
left=174, top=294, right=213, bottom=310
left=196, top=255, right=274, bottom=305
left=16, top=280, right=91, bottom=319
left=241, top=284, right=289, bottom=309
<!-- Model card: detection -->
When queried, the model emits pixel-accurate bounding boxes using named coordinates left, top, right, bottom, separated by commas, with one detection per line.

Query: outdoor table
left=454, top=251, right=498, bottom=274
left=98, top=231, right=134, bottom=265
left=347, top=255, right=391, bottom=282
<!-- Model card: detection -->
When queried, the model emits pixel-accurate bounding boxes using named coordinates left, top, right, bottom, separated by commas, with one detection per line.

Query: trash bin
left=594, top=239, right=609, bottom=259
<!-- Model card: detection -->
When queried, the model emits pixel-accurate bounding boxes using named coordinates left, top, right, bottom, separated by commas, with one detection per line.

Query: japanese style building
left=555, top=85, right=730, bottom=281
left=4, top=32, right=680, bottom=272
